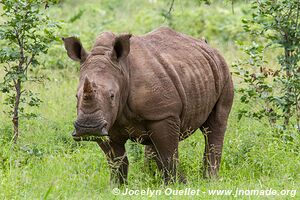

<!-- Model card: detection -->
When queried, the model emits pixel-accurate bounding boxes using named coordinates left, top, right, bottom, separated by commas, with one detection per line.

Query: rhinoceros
left=63, top=27, right=233, bottom=185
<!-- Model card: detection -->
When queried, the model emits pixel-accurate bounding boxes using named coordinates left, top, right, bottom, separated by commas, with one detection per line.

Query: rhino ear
left=112, top=33, right=132, bottom=61
left=62, top=37, right=88, bottom=63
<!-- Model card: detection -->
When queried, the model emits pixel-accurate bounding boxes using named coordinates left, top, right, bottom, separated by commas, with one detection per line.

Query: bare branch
left=24, top=55, right=35, bottom=72
left=167, top=0, right=175, bottom=17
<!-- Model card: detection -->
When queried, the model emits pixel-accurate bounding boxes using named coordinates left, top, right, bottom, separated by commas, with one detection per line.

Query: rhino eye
left=110, top=93, right=115, bottom=100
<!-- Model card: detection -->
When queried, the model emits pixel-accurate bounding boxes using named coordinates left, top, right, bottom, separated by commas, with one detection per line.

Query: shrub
left=233, top=0, right=300, bottom=132
left=0, top=0, right=60, bottom=143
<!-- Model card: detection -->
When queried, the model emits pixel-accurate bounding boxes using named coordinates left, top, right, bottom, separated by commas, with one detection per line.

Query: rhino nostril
left=72, top=130, right=77, bottom=136
left=102, top=122, right=108, bottom=128
left=74, top=121, right=81, bottom=129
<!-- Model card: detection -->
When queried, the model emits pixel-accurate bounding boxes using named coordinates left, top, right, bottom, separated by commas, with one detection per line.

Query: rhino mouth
left=72, top=122, right=109, bottom=141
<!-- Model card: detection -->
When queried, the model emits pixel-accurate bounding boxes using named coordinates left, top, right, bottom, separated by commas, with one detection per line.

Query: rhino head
left=63, top=33, right=132, bottom=141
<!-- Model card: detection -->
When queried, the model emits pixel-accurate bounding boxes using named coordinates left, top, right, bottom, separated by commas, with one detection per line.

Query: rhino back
left=127, top=27, right=230, bottom=131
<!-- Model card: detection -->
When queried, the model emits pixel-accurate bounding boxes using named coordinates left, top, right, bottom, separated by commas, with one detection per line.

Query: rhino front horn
left=83, top=76, right=93, bottom=94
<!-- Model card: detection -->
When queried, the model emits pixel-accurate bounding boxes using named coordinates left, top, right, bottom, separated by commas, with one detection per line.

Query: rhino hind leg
left=146, top=117, right=181, bottom=184
left=200, top=79, right=234, bottom=179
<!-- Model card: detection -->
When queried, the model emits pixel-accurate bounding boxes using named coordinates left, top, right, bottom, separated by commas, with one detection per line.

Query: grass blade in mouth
left=73, top=135, right=106, bottom=141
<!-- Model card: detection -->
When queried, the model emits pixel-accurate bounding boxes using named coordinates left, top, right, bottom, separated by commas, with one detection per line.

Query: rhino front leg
left=146, top=117, right=180, bottom=184
left=97, top=140, right=128, bottom=186
left=144, top=144, right=187, bottom=184
left=144, top=145, right=157, bottom=173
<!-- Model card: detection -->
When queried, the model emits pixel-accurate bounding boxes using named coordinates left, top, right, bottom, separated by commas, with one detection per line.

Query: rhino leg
left=144, top=145, right=157, bottom=172
left=97, top=140, right=128, bottom=186
left=146, top=117, right=180, bottom=184
left=144, top=145, right=187, bottom=183
left=201, top=79, right=234, bottom=178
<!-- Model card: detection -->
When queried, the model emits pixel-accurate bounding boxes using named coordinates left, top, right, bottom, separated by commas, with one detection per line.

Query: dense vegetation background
left=0, top=0, right=299, bottom=199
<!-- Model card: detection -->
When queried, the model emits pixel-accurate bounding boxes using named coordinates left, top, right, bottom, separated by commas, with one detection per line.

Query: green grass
left=0, top=0, right=299, bottom=199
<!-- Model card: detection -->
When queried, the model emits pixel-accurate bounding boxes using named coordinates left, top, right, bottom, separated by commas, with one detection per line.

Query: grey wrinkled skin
left=63, top=27, right=234, bottom=185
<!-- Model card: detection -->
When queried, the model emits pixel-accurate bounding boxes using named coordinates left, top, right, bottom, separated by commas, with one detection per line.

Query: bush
left=233, top=0, right=300, bottom=132
left=0, top=0, right=60, bottom=142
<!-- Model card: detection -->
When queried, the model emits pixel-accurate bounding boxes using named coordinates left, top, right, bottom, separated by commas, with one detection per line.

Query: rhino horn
left=83, top=76, right=93, bottom=94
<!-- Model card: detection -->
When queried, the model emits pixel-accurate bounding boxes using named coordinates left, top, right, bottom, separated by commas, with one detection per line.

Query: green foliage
left=233, top=0, right=300, bottom=131
left=0, top=0, right=60, bottom=142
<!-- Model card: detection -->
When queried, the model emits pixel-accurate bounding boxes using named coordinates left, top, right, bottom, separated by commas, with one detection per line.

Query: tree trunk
left=13, top=33, right=25, bottom=143
left=296, top=95, right=300, bottom=133
left=12, top=80, right=21, bottom=143
left=283, top=48, right=292, bottom=128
